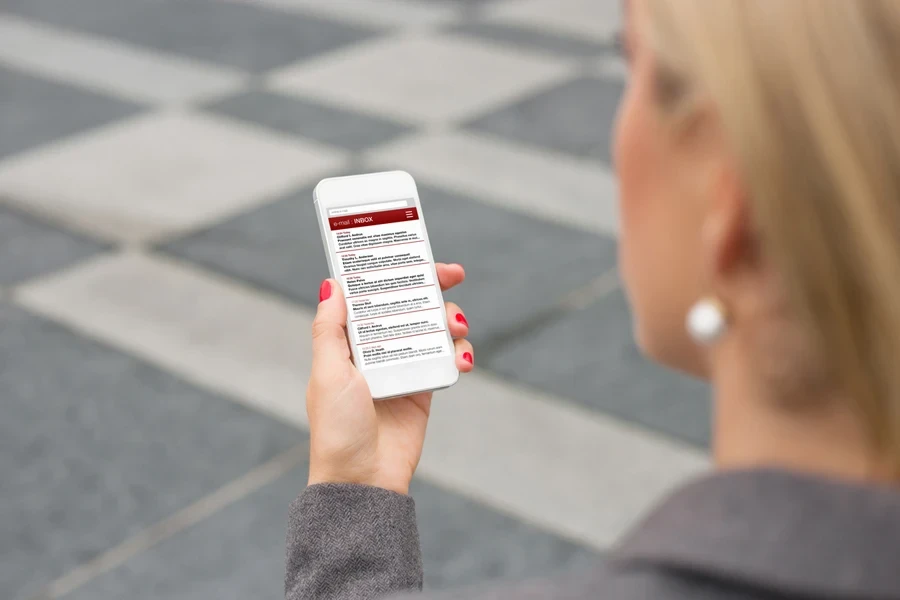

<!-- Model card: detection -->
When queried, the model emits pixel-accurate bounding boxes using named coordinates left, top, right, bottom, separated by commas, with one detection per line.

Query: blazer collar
left=612, top=468, right=900, bottom=599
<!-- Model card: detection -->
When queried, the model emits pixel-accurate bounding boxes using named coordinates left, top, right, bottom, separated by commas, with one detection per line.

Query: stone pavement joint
left=559, top=268, right=621, bottom=311
left=474, top=267, right=621, bottom=363
left=33, top=444, right=311, bottom=600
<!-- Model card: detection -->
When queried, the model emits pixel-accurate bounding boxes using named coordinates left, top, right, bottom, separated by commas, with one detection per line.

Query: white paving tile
left=485, top=0, right=623, bottom=44
left=0, top=110, right=345, bottom=243
left=16, top=252, right=708, bottom=549
left=224, top=0, right=460, bottom=29
left=0, top=15, right=246, bottom=105
left=268, top=33, right=576, bottom=126
left=366, top=131, right=620, bottom=236
left=15, top=253, right=312, bottom=427
left=425, top=374, right=709, bottom=547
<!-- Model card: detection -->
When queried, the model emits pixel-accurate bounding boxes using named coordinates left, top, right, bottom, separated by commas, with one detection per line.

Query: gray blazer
left=285, top=469, right=900, bottom=599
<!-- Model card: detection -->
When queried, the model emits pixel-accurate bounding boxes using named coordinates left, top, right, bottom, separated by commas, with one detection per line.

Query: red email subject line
left=336, top=240, right=425, bottom=254
left=346, top=284, right=435, bottom=299
left=341, top=260, right=428, bottom=277
left=351, top=306, right=441, bottom=324
left=357, top=329, right=448, bottom=346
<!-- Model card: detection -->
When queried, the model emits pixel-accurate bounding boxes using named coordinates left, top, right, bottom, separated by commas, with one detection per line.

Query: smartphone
left=313, top=171, right=459, bottom=399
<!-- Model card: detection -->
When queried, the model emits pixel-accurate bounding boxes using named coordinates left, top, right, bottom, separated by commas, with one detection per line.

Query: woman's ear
left=700, top=162, right=754, bottom=285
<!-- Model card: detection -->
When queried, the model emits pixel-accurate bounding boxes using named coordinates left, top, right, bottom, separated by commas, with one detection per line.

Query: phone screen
left=327, top=198, right=452, bottom=371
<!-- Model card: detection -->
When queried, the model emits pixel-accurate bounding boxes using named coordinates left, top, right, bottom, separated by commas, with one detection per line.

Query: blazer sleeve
left=285, top=483, right=424, bottom=600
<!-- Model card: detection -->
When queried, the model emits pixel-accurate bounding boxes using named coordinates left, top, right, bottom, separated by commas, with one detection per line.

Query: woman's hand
left=306, top=264, right=473, bottom=496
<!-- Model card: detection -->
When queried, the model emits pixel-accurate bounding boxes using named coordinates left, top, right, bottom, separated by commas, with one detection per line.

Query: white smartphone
left=313, top=171, right=459, bottom=400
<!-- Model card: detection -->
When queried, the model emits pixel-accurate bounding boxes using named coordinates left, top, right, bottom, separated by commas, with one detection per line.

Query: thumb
left=311, top=279, right=351, bottom=366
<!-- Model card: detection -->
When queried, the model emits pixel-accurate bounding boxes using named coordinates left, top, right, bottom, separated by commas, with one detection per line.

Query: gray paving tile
left=159, top=182, right=617, bottom=349
left=0, top=0, right=147, bottom=32
left=62, top=464, right=312, bottom=600
left=411, top=0, right=498, bottom=4
left=0, top=303, right=302, bottom=600
left=482, top=0, right=622, bottom=44
left=411, top=478, right=600, bottom=588
left=204, top=90, right=411, bottom=152
left=65, top=466, right=598, bottom=600
left=451, top=22, right=613, bottom=58
left=410, top=0, right=499, bottom=22
left=2, top=0, right=379, bottom=72
left=0, top=203, right=109, bottom=285
left=485, top=288, right=712, bottom=447
left=0, top=64, right=142, bottom=160
left=465, top=75, right=623, bottom=163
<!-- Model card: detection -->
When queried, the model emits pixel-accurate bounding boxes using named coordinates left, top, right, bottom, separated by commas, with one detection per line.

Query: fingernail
left=319, top=280, right=332, bottom=302
left=462, top=352, right=474, bottom=365
left=455, top=313, right=468, bottom=327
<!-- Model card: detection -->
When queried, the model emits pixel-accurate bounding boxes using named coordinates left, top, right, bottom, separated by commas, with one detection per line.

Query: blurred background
left=0, top=0, right=711, bottom=598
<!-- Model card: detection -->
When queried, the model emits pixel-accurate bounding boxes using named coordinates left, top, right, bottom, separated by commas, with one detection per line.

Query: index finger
left=436, top=263, right=465, bottom=292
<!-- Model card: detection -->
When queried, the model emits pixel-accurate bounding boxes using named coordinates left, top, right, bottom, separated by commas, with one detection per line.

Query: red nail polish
left=462, top=352, right=474, bottom=365
left=455, top=313, right=468, bottom=326
left=319, top=280, right=332, bottom=302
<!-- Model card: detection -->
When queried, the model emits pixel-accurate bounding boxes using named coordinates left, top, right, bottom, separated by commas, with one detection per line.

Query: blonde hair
left=643, top=0, right=900, bottom=469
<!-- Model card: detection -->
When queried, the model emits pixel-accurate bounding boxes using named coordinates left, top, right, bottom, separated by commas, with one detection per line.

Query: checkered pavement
left=0, top=1, right=710, bottom=598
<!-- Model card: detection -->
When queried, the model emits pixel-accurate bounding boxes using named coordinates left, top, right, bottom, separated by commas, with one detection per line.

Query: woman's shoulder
left=417, top=468, right=900, bottom=600
left=287, top=470, right=900, bottom=600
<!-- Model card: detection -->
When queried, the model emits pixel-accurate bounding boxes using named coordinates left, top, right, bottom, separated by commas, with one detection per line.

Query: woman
left=287, top=0, right=900, bottom=598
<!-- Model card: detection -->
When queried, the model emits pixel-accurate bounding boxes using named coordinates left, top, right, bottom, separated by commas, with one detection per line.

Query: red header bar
left=330, top=207, right=419, bottom=231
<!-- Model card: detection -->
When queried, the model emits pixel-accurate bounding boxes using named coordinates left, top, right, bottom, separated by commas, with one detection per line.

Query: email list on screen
left=328, top=202, right=451, bottom=370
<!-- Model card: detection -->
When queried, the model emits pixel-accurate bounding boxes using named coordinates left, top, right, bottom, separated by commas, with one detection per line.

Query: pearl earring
left=686, top=297, right=728, bottom=345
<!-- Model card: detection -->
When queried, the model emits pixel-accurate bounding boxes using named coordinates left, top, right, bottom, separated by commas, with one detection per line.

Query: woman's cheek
left=613, top=67, right=674, bottom=356
left=613, top=83, right=649, bottom=293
